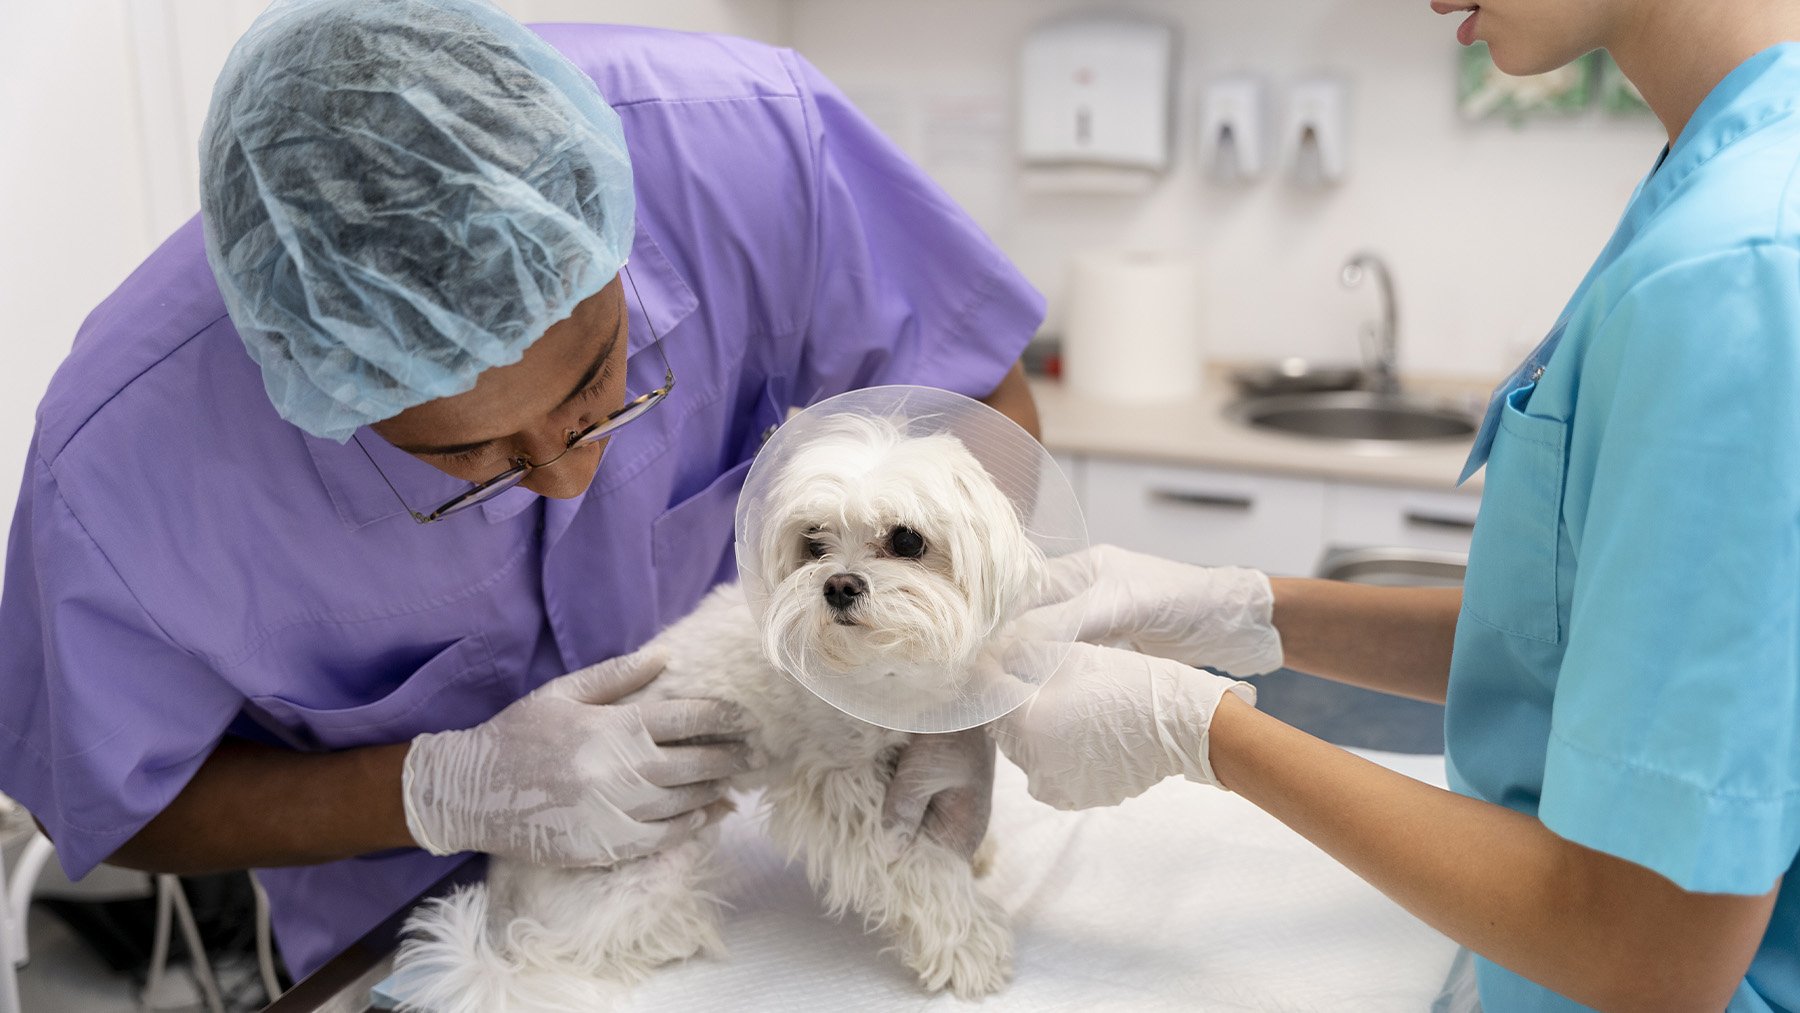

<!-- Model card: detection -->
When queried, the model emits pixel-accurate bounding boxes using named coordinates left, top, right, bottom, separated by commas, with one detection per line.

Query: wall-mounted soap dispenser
left=1017, top=17, right=1176, bottom=192
left=1199, top=77, right=1269, bottom=183
left=1285, top=77, right=1350, bottom=186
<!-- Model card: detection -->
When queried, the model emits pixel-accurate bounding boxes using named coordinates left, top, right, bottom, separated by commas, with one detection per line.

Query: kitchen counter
left=1029, top=364, right=1494, bottom=492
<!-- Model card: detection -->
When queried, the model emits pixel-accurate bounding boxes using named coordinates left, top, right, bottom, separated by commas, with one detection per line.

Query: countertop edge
left=1027, top=369, right=1488, bottom=494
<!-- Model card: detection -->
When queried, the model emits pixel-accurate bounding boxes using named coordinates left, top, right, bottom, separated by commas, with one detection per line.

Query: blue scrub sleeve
left=0, top=444, right=243, bottom=878
left=1543, top=245, right=1800, bottom=894
left=783, top=52, right=1046, bottom=405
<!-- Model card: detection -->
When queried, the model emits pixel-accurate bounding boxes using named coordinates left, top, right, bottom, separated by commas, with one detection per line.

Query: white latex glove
left=995, top=641, right=1255, bottom=810
left=403, top=648, right=756, bottom=867
left=880, top=726, right=995, bottom=859
left=1030, top=545, right=1284, bottom=676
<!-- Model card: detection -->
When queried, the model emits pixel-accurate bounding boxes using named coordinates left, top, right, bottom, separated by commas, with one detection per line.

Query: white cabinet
left=1048, top=452, right=1086, bottom=507
left=1072, top=455, right=1479, bottom=577
left=1323, top=483, right=1478, bottom=557
left=1083, top=458, right=1328, bottom=575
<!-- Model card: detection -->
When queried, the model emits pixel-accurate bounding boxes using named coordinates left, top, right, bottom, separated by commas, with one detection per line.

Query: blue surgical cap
left=199, top=0, right=635, bottom=442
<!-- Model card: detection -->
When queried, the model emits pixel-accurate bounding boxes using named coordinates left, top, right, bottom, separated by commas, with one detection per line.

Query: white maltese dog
left=393, top=414, right=1044, bottom=1011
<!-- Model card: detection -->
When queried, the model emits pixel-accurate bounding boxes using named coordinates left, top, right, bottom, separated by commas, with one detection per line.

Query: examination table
left=269, top=750, right=1458, bottom=1012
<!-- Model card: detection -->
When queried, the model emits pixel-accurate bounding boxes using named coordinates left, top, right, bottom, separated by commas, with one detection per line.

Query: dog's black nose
left=823, top=573, right=867, bottom=611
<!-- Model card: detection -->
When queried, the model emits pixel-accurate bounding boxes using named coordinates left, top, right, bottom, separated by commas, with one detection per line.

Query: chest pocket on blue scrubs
left=1463, top=383, right=1570, bottom=645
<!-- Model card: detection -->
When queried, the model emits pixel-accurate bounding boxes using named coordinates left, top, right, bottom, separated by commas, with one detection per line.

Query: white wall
left=784, top=0, right=1665, bottom=379
left=0, top=1, right=155, bottom=527
left=501, top=0, right=783, bottom=38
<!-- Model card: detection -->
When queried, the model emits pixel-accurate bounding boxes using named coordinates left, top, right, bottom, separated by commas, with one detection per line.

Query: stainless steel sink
left=1227, top=390, right=1478, bottom=442
left=1317, top=546, right=1468, bottom=587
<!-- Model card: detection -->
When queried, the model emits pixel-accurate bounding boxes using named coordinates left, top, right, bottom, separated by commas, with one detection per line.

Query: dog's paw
left=904, top=902, right=1013, bottom=1000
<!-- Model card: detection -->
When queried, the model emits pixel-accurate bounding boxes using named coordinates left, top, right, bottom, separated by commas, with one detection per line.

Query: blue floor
left=1249, top=667, right=1445, bottom=754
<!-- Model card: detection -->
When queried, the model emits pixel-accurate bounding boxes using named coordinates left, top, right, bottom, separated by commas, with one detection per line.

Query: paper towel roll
left=1062, top=250, right=1204, bottom=402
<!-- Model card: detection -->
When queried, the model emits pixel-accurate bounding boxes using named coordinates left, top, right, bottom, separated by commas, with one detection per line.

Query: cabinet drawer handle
left=1403, top=511, right=1476, bottom=532
left=1151, top=489, right=1255, bottom=511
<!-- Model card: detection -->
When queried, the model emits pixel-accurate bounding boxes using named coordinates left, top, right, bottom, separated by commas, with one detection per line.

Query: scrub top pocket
left=652, top=457, right=754, bottom=624
left=245, top=634, right=499, bottom=750
left=647, top=378, right=786, bottom=624
left=1462, top=384, right=1569, bottom=645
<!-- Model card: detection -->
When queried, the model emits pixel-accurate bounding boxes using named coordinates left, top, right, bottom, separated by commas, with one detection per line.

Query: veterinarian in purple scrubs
left=1001, top=1, right=1800, bottom=1010
left=0, top=0, right=1040, bottom=980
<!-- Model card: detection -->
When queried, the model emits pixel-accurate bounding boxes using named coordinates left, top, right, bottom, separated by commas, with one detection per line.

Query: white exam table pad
left=373, top=750, right=1455, bottom=1011
left=604, top=748, right=1457, bottom=1012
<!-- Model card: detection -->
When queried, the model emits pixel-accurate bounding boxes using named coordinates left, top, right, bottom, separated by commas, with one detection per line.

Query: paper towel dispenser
left=1017, top=17, right=1176, bottom=174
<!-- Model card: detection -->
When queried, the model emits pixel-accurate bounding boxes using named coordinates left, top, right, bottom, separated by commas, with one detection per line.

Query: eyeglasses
left=355, top=267, right=675, bottom=524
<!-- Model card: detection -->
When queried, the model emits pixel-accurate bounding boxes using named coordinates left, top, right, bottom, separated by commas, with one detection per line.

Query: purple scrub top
left=0, top=25, right=1043, bottom=979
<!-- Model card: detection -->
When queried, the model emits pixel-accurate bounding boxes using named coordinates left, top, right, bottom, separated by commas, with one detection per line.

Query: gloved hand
left=881, top=726, right=995, bottom=860
left=403, top=648, right=757, bottom=867
left=1028, top=545, right=1284, bottom=676
left=995, top=641, right=1255, bottom=810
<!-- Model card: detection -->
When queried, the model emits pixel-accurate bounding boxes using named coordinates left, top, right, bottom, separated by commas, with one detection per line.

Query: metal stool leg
left=166, top=875, right=224, bottom=1013
left=142, top=874, right=224, bottom=1013
left=251, top=873, right=283, bottom=1001
left=3, top=834, right=51, bottom=968
left=142, top=873, right=175, bottom=1005
left=0, top=844, right=21, bottom=1013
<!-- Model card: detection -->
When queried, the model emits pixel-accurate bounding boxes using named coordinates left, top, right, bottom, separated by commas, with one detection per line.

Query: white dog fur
left=393, top=414, right=1044, bottom=1011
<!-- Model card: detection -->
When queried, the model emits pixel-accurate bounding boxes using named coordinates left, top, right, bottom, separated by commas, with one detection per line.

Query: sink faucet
left=1341, top=251, right=1399, bottom=396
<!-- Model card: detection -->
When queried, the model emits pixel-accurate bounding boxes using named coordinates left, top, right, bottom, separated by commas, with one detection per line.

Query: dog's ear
left=948, top=461, right=1045, bottom=634
left=757, top=519, right=804, bottom=582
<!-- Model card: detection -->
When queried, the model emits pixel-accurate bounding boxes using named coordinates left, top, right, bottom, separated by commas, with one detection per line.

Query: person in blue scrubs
left=999, top=2, right=1800, bottom=1008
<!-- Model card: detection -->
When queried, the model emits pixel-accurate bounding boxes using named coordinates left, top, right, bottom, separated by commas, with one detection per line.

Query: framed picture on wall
left=1457, top=43, right=1596, bottom=125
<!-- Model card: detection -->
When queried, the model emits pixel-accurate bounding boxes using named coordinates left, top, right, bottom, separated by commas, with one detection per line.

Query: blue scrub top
left=1448, top=45, right=1800, bottom=1011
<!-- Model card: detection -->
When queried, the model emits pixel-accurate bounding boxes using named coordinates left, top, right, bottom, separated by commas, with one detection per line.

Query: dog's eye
left=887, top=526, right=926, bottom=559
left=805, top=539, right=827, bottom=560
